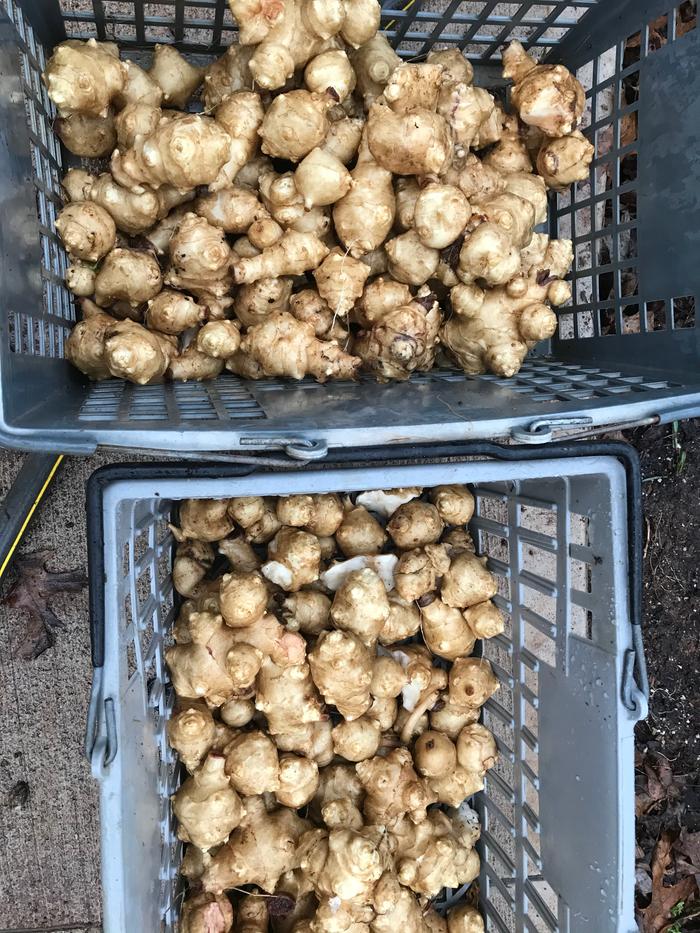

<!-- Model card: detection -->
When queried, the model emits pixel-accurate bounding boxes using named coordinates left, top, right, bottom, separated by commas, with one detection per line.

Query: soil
left=629, top=419, right=700, bottom=780
left=627, top=420, right=700, bottom=928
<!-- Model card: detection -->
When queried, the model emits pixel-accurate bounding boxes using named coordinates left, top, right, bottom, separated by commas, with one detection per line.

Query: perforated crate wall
left=0, top=0, right=698, bottom=453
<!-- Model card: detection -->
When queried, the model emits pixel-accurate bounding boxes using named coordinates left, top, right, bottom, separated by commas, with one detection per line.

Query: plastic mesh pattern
left=56, top=1, right=595, bottom=57
left=471, top=480, right=607, bottom=932
left=119, top=499, right=180, bottom=931
left=3, top=0, right=72, bottom=358
left=554, top=5, right=697, bottom=341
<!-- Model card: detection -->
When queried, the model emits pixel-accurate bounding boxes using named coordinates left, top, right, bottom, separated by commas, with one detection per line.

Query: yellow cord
left=0, top=454, right=64, bottom=581
left=384, top=0, right=418, bottom=33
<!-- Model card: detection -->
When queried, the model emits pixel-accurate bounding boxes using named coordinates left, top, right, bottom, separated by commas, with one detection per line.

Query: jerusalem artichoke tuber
left=55, top=201, right=116, bottom=263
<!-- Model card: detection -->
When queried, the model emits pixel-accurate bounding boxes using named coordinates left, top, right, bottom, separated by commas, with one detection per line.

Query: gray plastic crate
left=0, top=1, right=699, bottom=454
left=85, top=443, right=647, bottom=933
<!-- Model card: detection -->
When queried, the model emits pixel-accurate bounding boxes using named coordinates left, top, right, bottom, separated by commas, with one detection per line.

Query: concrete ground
left=0, top=451, right=111, bottom=933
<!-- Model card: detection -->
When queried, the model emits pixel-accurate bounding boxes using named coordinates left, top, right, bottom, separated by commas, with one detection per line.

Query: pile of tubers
left=43, top=8, right=593, bottom=387
left=166, top=484, right=502, bottom=931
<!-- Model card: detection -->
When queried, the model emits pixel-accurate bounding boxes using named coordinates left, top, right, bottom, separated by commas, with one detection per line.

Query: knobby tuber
left=162, top=481, right=503, bottom=930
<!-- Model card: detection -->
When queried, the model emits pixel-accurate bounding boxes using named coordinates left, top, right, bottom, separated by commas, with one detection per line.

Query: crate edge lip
left=4, top=391, right=700, bottom=454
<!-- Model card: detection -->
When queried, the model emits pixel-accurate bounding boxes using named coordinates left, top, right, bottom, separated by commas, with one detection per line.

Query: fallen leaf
left=267, top=894, right=295, bottom=917
left=674, top=829, right=700, bottom=877
left=638, top=832, right=699, bottom=932
left=3, top=549, right=87, bottom=660
left=621, top=112, right=637, bottom=148
left=6, top=780, right=30, bottom=809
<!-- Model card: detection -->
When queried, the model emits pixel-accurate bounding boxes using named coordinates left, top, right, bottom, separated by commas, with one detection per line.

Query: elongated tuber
left=351, top=34, right=400, bottom=106
left=233, top=231, right=329, bottom=284
left=333, top=161, right=395, bottom=258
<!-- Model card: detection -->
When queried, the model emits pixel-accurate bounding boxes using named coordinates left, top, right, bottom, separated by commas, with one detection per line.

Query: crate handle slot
left=239, top=436, right=329, bottom=460
left=511, top=416, right=594, bottom=443
left=85, top=666, right=118, bottom=776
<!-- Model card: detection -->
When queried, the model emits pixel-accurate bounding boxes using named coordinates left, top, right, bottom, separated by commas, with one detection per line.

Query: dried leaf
left=674, top=830, right=700, bottom=876
left=267, top=894, right=295, bottom=917
left=621, top=112, right=638, bottom=148
left=6, top=780, right=30, bottom=809
left=638, top=832, right=699, bottom=932
left=3, top=549, right=87, bottom=660
left=441, top=235, right=464, bottom=272
left=414, top=293, right=437, bottom=312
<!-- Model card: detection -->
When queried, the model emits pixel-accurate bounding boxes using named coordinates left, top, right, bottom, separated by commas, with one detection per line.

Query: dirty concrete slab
left=0, top=451, right=116, bottom=931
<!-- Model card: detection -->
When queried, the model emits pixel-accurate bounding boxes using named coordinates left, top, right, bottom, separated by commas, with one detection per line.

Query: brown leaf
left=638, top=832, right=699, bottom=932
left=267, top=894, right=295, bottom=917
left=6, top=780, right=30, bottom=809
left=440, top=235, right=464, bottom=272
left=675, top=830, right=700, bottom=875
left=621, top=112, right=637, bottom=148
left=3, top=549, right=87, bottom=660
